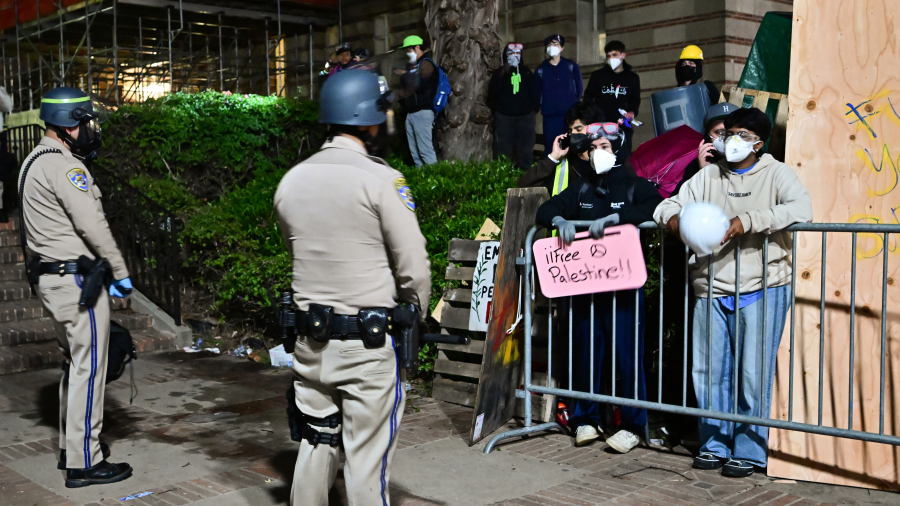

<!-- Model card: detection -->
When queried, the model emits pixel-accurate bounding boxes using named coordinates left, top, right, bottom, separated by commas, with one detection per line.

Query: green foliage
left=396, top=157, right=519, bottom=313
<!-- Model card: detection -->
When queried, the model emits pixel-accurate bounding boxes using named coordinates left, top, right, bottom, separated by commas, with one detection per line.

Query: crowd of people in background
left=317, top=34, right=809, bottom=479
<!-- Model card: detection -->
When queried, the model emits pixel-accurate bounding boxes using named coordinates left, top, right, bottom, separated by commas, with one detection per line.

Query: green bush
left=95, top=91, right=520, bottom=329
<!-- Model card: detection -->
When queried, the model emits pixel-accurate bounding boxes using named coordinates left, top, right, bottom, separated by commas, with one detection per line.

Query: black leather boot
left=65, top=460, right=132, bottom=488
left=58, top=442, right=110, bottom=470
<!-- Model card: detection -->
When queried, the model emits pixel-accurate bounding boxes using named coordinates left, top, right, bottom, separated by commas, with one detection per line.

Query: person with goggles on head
left=517, top=101, right=604, bottom=194
left=20, top=87, right=132, bottom=487
left=488, top=43, right=540, bottom=170
left=535, top=34, right=583, bottom=155
left=535, top=122, right=662, bottom=454
left=654, top=107, right=812, bottom=478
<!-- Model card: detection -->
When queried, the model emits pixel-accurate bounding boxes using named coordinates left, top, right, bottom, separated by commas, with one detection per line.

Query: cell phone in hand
left=558, top=135, right=570, bottom=150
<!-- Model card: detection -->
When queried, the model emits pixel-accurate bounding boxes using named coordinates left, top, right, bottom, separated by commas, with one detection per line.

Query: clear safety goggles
left=724, top=130, right=760, bottom=143
left=585, top=122, right=623, bottom=138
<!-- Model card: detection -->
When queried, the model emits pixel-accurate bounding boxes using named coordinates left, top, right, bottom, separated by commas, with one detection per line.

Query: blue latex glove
left=109, top=277, right=133, bottom=298
left=589, top=213, right=620, bottom=239
left=551, top=216, right=576, bottom=245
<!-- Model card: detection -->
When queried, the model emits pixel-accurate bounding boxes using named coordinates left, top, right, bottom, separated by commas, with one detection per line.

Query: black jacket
left=401, top=58, right=439, bottom=113
left=535, top=164, right=662, bottom=227
left=583, top=62, right=642, bottom=122
left=488, top=65, right=540, bottom=116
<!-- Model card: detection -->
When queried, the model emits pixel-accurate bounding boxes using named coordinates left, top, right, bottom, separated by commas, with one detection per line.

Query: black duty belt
left=39, top=261, right=82, bottom=276
left=324, top=314, right=362, bottom=339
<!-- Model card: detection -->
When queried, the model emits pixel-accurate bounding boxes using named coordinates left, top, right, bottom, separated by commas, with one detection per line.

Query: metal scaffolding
left=0, top=0, right=337, bottom=111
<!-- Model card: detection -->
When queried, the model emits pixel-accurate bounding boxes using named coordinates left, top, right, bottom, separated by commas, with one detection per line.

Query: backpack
left=422, top=58, right=452, bottom=114
left=106, top=321, right=137, bottom=385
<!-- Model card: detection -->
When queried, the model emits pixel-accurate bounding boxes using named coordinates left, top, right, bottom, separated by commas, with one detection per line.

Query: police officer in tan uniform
left=20, top=87, right=133, bottom=488
left=274, top=69, right=431, bottom=506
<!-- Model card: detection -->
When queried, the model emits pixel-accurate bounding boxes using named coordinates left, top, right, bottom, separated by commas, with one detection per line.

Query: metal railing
left=91, top=166, right=182, bottom=325
left=4, top=124, right=45, bottom=166
left=484, top=221, right=900, bottom=452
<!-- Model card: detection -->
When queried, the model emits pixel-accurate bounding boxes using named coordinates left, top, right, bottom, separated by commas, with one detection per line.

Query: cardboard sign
left=533, top=225, right=647, bottom=298
left=468, top=241, right=501, bottom=331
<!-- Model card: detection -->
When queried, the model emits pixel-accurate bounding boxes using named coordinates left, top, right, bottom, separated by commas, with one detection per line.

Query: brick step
left=0, top=281, right=35, bottom=302
left=0, top=230, right=21, bottom=247
left=0, top=247, right=23, bottom=265
left=0, top=312, right=154, bottom=350
left=0, top=299, right=48, bottom=323
left=0, top=328, right=176, bottom=375
left=0, top=263, right=25, bottom=282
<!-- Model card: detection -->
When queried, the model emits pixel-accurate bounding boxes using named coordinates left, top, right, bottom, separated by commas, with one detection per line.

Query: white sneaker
left=574, top=425, right=601, bottom=447
left=605, top=429, right=641, bottom=454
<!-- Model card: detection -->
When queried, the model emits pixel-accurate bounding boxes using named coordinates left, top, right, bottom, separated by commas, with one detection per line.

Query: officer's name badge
left=67, top=168, right=89, bottom=192
left=394, top=177, right=415, bottom=212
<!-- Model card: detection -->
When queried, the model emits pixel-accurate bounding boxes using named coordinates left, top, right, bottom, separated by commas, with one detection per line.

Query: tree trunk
left=425, top=0, right=501, bottom=162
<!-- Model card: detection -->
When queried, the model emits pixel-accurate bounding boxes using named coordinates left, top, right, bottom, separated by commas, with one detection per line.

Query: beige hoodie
left=653, top=154, right=813, bottom=298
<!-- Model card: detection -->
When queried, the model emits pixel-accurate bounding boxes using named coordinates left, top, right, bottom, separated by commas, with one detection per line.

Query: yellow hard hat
left=679, top=45, right=704, bottom=60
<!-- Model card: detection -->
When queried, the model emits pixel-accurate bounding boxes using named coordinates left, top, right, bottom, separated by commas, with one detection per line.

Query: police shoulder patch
left=393, top=177, right=416, bottom=212
left=66, top=168, right=89, bottom=192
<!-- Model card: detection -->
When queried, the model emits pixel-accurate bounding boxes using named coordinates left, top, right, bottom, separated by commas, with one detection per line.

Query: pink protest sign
left=533, top=225, right=647, bottom=298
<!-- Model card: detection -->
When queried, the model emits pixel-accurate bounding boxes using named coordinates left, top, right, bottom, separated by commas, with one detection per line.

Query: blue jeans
left=569, top=290, right=647, bottom=433
left=692, top=285, right=789, bottom=467
left=405, top=109, right=437, bottom=166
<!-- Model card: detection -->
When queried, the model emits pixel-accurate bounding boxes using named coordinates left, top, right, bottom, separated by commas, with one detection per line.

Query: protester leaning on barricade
left=583, top=40, right=641, bottom=160
left=517, top=102, right=602, bottom=195
left=535, top=35, right=583, bottom=155
left=396, top=35, right=439, bottom=167
left=535, top=123, right=663, bottom=453
left=652, top=108, right=813, bottom=478
left=488, top=43, right=540, bottom=170
left=676, top=45, right=720, bottom=106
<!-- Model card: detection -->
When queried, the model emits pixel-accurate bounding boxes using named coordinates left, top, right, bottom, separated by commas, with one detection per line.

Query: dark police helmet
left=319, top=69, right=391, bottom=126
left=39, top=87, right=96, bottom=128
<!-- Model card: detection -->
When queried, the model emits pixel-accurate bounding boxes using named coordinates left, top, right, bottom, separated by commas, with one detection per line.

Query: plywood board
left=768, top=1, right=900, bottom=490
left=469, top=187, right=549, bottom=445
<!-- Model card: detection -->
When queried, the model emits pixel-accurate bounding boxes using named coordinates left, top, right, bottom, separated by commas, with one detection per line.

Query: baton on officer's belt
left=421, top=333, right=469, bottom=346
left=278, top=291, right=298, bottom=353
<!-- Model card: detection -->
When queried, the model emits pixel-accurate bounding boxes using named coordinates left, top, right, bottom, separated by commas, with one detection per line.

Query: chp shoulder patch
left=393, top=177, right=416, bottom=212
left=66, top=168, right=89, bottom=192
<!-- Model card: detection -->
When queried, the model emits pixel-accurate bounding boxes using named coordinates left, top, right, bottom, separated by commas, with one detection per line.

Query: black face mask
left=676, top=60, right=704, bottom=85
left=58, top=120, right=102, bottom=161
left=362, top=124, right=391, bottom=159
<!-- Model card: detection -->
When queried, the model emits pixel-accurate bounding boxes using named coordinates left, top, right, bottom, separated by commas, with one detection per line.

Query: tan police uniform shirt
left=19, top=137, right=128, bottom=280
left=274, top=135, right=431, bottom=315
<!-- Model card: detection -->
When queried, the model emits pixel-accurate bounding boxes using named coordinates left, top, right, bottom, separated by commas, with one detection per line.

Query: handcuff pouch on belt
left=357, top=308, right=389, bottom=348
left=306, top=303, right=334, bottom=342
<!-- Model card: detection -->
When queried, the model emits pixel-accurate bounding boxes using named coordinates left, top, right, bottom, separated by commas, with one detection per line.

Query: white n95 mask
left=725, top=137, right=755, bottom=163
left=712, top=136, right=726, bottom=154
left=407, top=52, right=418, bottom=64
left=546, top=46, right=561, bottom=58
left=591, top=150, right=617, bottom=175
left=608, top=58, right=622, bottom=70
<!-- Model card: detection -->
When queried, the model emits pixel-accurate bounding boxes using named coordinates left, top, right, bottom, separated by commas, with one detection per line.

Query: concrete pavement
left=0, top=351, right=894, bottom=506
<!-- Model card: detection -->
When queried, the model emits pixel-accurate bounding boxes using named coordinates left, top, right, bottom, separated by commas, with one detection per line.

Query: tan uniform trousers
left=290, top=335, right=406, bottom=506
left=39, top=273, right=110, bottom=470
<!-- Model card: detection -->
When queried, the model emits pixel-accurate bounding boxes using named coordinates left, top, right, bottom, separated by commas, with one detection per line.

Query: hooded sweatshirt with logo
left=583, top=62, right=642, bottom=122
left=653, top=154, right=813, bottom=298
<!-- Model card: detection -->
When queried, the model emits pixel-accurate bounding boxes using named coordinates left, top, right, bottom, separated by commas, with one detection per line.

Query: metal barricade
left=484, top=221, right=900, bottom=453
left=4, top=124, right=45, bottom=166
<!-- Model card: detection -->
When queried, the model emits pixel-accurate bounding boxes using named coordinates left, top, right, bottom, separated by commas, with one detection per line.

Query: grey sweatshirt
left=653, top=154, right=813, bottom=298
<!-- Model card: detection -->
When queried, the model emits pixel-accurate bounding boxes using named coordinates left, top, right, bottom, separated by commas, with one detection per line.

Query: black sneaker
left=722, top=459, right=755, bottom=478
left=65, top=460, right=132, bottom=488
left=59, top=442, right=110, bottom=470
left=692, top=452, right=724, bottom=470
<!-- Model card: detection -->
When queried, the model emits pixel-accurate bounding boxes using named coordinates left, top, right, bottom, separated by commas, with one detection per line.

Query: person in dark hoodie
left=535, top=123, right=662, bottom=453
left=535, top=34, right=583, bottom=155
left=517, top=102, right=603, bottom=194
left=583, top=40, right=641, bottom=159
left=489, top=43, right=541, bottom=169
left=676, top=45, right=720, bottom=106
